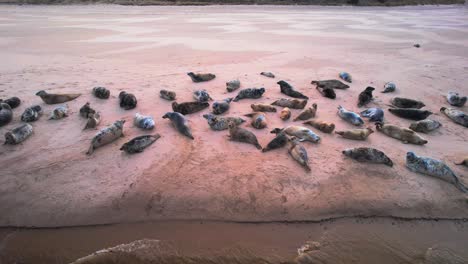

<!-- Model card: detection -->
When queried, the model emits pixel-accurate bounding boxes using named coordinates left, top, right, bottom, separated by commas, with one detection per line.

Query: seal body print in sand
left=343, top=147, right=393, bottom=167
left=409, top=119, right=441, bottom=133
left=440, top=107, right=468, bottom=127
left=390, top=97, right=425, bottom=109
left=361, top=108, right=384, bottom=122
left=226, top=79, right=240, bottom=92
left=227, top=120, right=262, bottom=149
left=245, top=112, right=267, bottom=129
left=203, top=114, right=245, bottom=131
left=311, top=79, right=350, bottom=90
left=86, top=120, right=125, bottom=155
left=287, top=136, right=311, bottom=172
left=303, top=120, right=335, bottom=133
left=187, top=72, right=216, bottom=83
left=388, top=108, right=432, bottom=121
left=119, top=91, right=137, bottom=110
left=36, top=90, right=81, bottom=104
left=293, top=103, right=317, bottom=121
left=120, top=134, right=161, bottom=154
left=271, top=98, right=307, bottom=109
left=335, top=127, right=374, bottom=140
left=406, top=152, right=467, bottom=193
left=233, top=88, right=265, bottom=102
left=0, top=96, right=20, bottom=108
left=375, top=122, right=427, bottom=145
left=339, top=72, right=352, bottom=83
left=446, top=92, right=466, bottom=107
left=212, top=98, right=233, bottom=115
left=251, top=103, right=277, bottom=113
left=0, top=103, right=13, bottom=127
left=172, top=101, right=209, bottom=115
left=160, top=89, right=176, bottom=101
left=134, top=113, right=155, bottom=130
left=92, top=87, right=110, bottom=99
left=277, top=80, right=308, bottom=99
left=271, top=126, right=320, bottom=143
left=337, top=105, right=364, bottom=126
left=21, top=105, right=42, bottom=122
left=193, top=89, right=213, bottom=102
left=4, top=123, right=33, bottom=145
left=162, top=112, right=194, bottom=139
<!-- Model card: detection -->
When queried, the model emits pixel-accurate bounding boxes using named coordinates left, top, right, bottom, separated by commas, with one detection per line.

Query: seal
left=187, top=72, right=216, bottom=83
left=455, top=157, right=468, bottom=167
left=84, top=112, right=101, bottom=130
left=227, top=120, right=262, bottom=149
left=446, top=91, right=467, bottom=107
left=49, top=105, right=68, bottom=120
left=226, top=79, right=240, bottom=92
left=271, top=98, right=307, bottom=109
left=160, top=89, right=176, bottom=101
left=0, top=97, right=20, bottom=109
left=134, top=113, right=155, bottom=130
left=251, top=103, right=277, bottom=112
left=277, top=80, right=308, bottom=99
left=172, top=101, right=209, bottom=115
left=4, top=123, right=33, bottom=145
left=390, top=97, right=425, bottom=109
left=316, top=86, right=336, bottom=99
left=271, top=126, right=320, bottom=143
left=0, top=103, right=13, bottom=127
left=233, top=87, right=265, bottom=102
left=409, top=119, right=441, bottom=133
left=358, top=86, right=375, bottom=107
left=262, top=132, right=287, bottom=153
left=311, top=79, right=349, bottom=90
left=203, top=113, right=245, bottom=131
left=162, top=112, right=194, bottom=140
left=337, top=105, right=364, bottom=126
left=119, top=91, right=137, bottom=110
left=92, top=87, right=110, bottom=99
left=342, top=147, right=393, bottom=167
left=245, top=112, right=267, bottom=129
left=406, top=152, right=467, bottom=193
left=388, top=108, right=432, bottom=121
left=303, top=120, right=335, bottom=133
left=339, top=72, right=352, bottom=83
left=260, top=72, right=275, bottom=78
left=79, top=102, right=96, bottom=118
left=120, top=134, right=161, bottom=154
left=36, top=90, right=81, bottom=104
left=193, top=89, right=213, bottom=102
left=382, top=82, right=396, bottom=93
left=212, top=98, right=233, bottom=115
left=375, top=122, right=428, bottom=145
left=360, top=108, right=384, bottom=122
left=280, top=107, right=291, bottom=121
left=287, top=136, right=311, bottom=172
left=440, top=107, right=468, bottom=127
left=293, top=103, right=317, bottom=121
left=86, top=120, right=125, bottom=155
left=335, top=127, right=373, bottom=140
left=21, top=105, right=42, bottom=122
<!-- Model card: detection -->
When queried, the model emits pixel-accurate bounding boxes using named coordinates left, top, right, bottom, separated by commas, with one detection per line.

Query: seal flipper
left=86, top=145, right=94, bottom=155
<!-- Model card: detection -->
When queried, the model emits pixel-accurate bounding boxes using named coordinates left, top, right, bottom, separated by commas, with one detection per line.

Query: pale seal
left=160, top=89, right=176, bottom=101
left=440, top=107, right=468, bottom=127
left=193, top=89, right=213, bottom=102
left=21, top=105, right=42, bottom=122
left=0, top=103, right=13, bottom=127
left=162, top=112, right=194, bottom=140
left=358, top=86, right=375, bottom=107
left=120, top=134, right=161, bottom=154
left=280, top=107, right=291, bottom=121
left=260, top=72, right=275, bottom=78
left=262, top=132, right=287, bottom=153
left=390, top=97, right=425, bottom=109
left=388, top=108, right=432, bottom=121
left=86, top=120, right=125, bottom=155
left=287, top=136, right=311, bottom=172
left=342, top=147, right=393, bottom=167
left=36, top=90, right=81, bottom=104
left=212, top=98, right=233, bottom=115
left=337, top=105, right=364, bottom=126
left=382, top=82, right=396, bottom=93
left=172, top=101, right=209, bottom=115
left=92, top=87, right=110, bottom=99
left=303, top=120, right=335, bottom=133
left=187, top=72, right=216, bottom=82
left=227, top=120, right=262, bottom=149
left=251, top=103, right=277, bottom=112
left=335, top=127, right=374, bottom=140
left=119, top=91, right=137, bottom=110
left=79, top=102, right=96, bottom=118
left=226, top=79, right=240, bottom=92
left=271, top=126, right=320, bottom=143
left=375, top=122, right=427, bottom=145
left=311, top=79, right=349, bottom=89
left=446, top=91, right=467, bottom=107
left=4, top=123, right=33, bottom=145
left=293, top=103, right=317, bottom=121
left=134, top=113, right=155, bottom=130
left=406, top=152, right=467, bottom=193
left=339, top=72, right=352, bottom=83
left=245, top=112, right=267, bottom=129
left=360, top=108, right=384, bottom=122
left=277, top=80, right=308, bottom=99
left=49, top=105, right=68, bottom=120
left=203, top=113, right=245, bottom=131
left=233, top=88, right=265, bottom=102
left=271, top=98, right=307, bottom=109
left=409, top=119, right=441, bottom=133
left=0, top=97, right=20, bottom=108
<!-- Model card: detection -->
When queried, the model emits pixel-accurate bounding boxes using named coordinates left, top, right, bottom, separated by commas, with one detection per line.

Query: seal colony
left=1, top=70, right=466, bottom=192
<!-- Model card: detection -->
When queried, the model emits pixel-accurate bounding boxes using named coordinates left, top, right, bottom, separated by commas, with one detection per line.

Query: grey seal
left=339, top=72, right=352, bottom=83
left=251, top=103, right=277, bottom=112
left=271, top=126, right=320, bottom=143
left=212, top=98, right=233, bottom=115
left=271, top=98, right=307, bottom=109
left=0, top=97, right=20, bottom=108
left=49, top=105, right=68, bottom=120
left=390, top=97, right=425, bottom=109
left=233, top=87, right=265, bottom=102
left=446, top=91, right=466, bottom=107
left=119, top=91, right=137, bottom=110
left=0, top=103, right=13, bottom=127
left=260, top=72, right=275, bottom=78
left=388, top=108, right=432, bottom=121
left=193, top=89, right=213, bottom=102
left=79, top=102, right=96, bottom=118
left=4, top=123, right=33, bottom=145
left=293, top=103, right=317, bottom=121
left=245, top=112, right=267, bottom=129
left=160, top=89, right=176, bottom=101
left=335, top=127, right=374, bottom=140
left=86, top=120, right=125, bottom=155
left=382, top=82, right=396, bottom=93
left=311, top=79, right=349, bottom=90
left=280, top=107, right=291, bottom=120
left=303, top=120, right=335, bottom=133
left=226, top=79, right=240, bottom=92
left=316, top=86, right=336, bottom=99
left=337, top=105, right=364, bottom=126
left=84, top=112, right=101, bottom=130
left=342, top=147, right=393, bottom=167
left=440, top=107, right=468, bottom=127
left=409, top=119, right=441, bottom=133
left=187, top=72, right=215, bottom=82
left=375, top=122, right=427, bottom=145
left=360, top=108, right=384, bottom=122
left=277, top=80, right=308, bottom=99
left=358, top=86, right=375, bottom=107
left=21, top=105, right=42, bottom=122
left=36, top=90, right=81, bottom=104
left=120, top=134, right=161, bottom=154
left=227, top=120, right=262, bottom=149
left=287, top=136, right=311, bottom=172
left=162, top=112, right=194, bottom=140
left=203, top=113, right=245, bottom=131
left=262, top=132, right=287, bottom=153
left=172, top=101, right=209, bottom=115
left=134, top=113, right=155, bottom=130
left=92, top=87, right=110, bottom=99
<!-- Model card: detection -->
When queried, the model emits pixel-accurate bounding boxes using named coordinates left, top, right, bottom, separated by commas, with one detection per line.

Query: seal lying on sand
left=446, top=91, right=467, bottom=107
left=390, top=97, right=425, bottom=109
left=226, top=79, right=240, bottom=92
left=337, top=105, right=364, bottom=126
left=212, top=98, right=233, bottom=115
left=271, top=126, right=320, bottom=143
left=160, top=89, right=176, bottom=101
left=227, top=120, right=262, bottom=149
left=339, top=72, right=352, bottom=83
left=193, top=89, right=213, bottom=102
left=455, top=157, right=468, bottom=167
left=245, top=112, right=267, bottom=129
left=335, top=127, right=373, bottom=140
left=409, top=119, right=441, bottom=133
left=0, top=103, right=13, bottom=127
left=277, top=80, right=308, bottom=99
left=293, top=103, right=317, bottom=121
left=376, top=122, right=427, bottom=145
left=406, top=152, right=467, bottom=193
left=21, top=105, right=42, bottom=122
left=84, top=112, right=101, bottom=130
left=162, top=112, right=194, bottom=140
left=260, top=72, right=275, bottom=78
left=251, top=103, right=276, bottom=112
left=119, top=91, right=137, bottom=110
left=134, top=113, right=155, bottom=130
left=342, top=147, right=393, bottom=167
left=233, top=88, right=265, bottom=102
left=360, top=108, right=384, bottom=122
left=358, top=86, right=375, bottom=107
left=271, top=98, right=307, bottom=109
left=382, top=82, right=396, bottom=93
left=86, top=120, right=125, bottom=155
left=303, top=120, right=335, bottom=133
left=4, top=123, right=33, bottom=145
left=120, top=134, right=160, bottom=154
left=203, top=113, right=245, bottom=131
left=92, top=87, right=110, bottom=99
left=187, top=72, right=215, bottom=82
left=316, top=86, right=336, bottom=99
left=172, top=101, right=209, bottom=115
left=0, top=97, right=20, bottom=108
left=49, top=105, right=68, bottom=120
left=311, top=79, right=349, bottom=90
left=36, top=90, right=81, bottom=104
left=262, top=132, right=287, bottom=153
left=440, top=107, right=468, bottom=127
left=388, top=108, right=432, bottom=121
left=287, top=136, right=311, bottom=172
left=79, top=102, right=96, bottom=118
left=280, top=107, right=291, bottom=120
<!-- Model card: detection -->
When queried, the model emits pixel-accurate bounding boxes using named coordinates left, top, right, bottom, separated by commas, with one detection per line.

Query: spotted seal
left=86, top=120, right=125, bottom=155
left=4, top=123, right=33, bottom=145
left=193, top=89, right=213, bottom=102
left=303, top=120, right=335, bottom=133
left=92, top=87, right=110, bottom=99
left=233, top=88, right=265, bottom=102
left=79, top=102, right=96, bottom=118
left=335, top=127, right=374, bottom=140
left=271, top=98, right=307, bottom=109
left=84, top=112, right=101, bottom=130
left=262, top=132, right=288, bottom=153
left=280, top=107, right=291, bottom=120
left=226, top=79, right=240, bottom=92
left=358, top=86, right=375, bottom=107
left=212, top=98, right=233, bottom=115
left=162, top=112, right=194, bottom=140
left=375, top=122, right=427, bottom=145
left=311, top=79, right=349, bottom=90
left=49, top=105, right=68, bottom=120
left=187, top=72, right=216, bottom=82
left=21, top=105, right=42, bottom=122
left=203, top=113, right=245, bottom=131
left=36, top=90, right=81, bottom=104
left=251, top=103, right=277, bottom=112
left=390, top=97, right=425, bottom=109
left=342, top=147, right=393, bottom=167
left=337, top=105, right=364, bottom=126
left=119, top=91, right=137, bottom=110
left=339, top=72, right=352, bottom=83
left=260, top=72, right=275, bottom=78
left=287, top=136, right=311, bottom=172
left=134, top=113, right=155, bottom=130
left=446, top=92, right=466, bottom=107
left=245, top=112, right=267, bottom=129
left=0, top=97, right=20, bottom=109
left=388, top=108, right=432, bottom=121
left=277, top=80, right=308, bottom=99
left=271, top=126, right=320, bottom=143
left=382, top=82, right=396, bottom=93
left=120, top=134, right=161, bottom=154
left=440, top=107, right=468, bottom=127
left=360, top=108, right=384, bottom=122
left=293, top=103, right=317, bottom=121
left=160, top=89, right=176, bottom=101
left=227, top=120, right=262, bottom=149
left=316, top=86, right=336, bottom=99
left=0, top=103, right=13, bottom=127
left=172, top=101, right=209, bottom=115
left=409, top=119, right=441, bottom=133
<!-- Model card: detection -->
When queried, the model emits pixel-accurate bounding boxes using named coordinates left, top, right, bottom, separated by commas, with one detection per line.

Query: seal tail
left=262, top=147, right=269, bottom=153
left=455, top=180, right=468, bottom=193
left=86, top=145, right=94, bottom=155
left=304, top=164, right=311, bottom=172
left=255, top=143, right=262, bottom=150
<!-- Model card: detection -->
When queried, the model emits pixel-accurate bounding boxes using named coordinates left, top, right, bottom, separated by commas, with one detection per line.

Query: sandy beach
left=0, top=4, right=467, bottom=263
